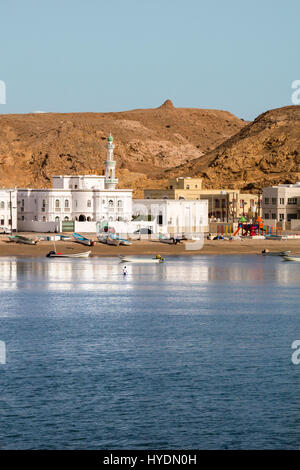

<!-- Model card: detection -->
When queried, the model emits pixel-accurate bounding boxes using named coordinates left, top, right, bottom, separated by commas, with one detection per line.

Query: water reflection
left=0, top=256, right=299, bottom=292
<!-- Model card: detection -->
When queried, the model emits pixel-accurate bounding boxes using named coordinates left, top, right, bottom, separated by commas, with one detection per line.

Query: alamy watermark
left=0, top=340, right=6, bottom=364
left=291, top=340, right=300, bottom=365
left=0, top=80, right=6, bottom=104
left=291, top=80, right=300, bottom=105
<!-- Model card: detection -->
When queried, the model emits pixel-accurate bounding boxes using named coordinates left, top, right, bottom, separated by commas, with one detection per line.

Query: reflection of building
left=17, top=135, right=133, bottom=232
left=144, top=177, right=258, bottom=221
left=0, top=189, right=17, bottom=231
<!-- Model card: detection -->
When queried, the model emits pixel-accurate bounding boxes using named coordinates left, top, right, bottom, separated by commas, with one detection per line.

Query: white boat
left=282, top=255, right=300, bottom=262
left=46, top=250, right=91, bottom=258
left=118, top=255, right=164, bottom=263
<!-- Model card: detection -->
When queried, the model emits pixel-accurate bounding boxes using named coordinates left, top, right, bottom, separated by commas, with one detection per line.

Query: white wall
left=17, top=220, right=60, bottom=233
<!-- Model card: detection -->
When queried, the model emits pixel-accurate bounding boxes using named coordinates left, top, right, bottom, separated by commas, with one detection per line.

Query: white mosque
left=16, top=134, right=133, bottom=232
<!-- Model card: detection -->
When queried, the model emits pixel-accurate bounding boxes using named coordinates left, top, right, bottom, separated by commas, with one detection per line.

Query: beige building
left=144, top=177, right=258, bottom=221
left=262, top=183, right=300, bottom=224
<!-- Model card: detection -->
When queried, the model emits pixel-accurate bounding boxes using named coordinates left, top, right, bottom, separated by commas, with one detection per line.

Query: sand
left=1, top=235, right=300, bottom=257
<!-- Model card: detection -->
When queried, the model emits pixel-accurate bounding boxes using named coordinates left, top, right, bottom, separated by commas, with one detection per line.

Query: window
left=215, top=199, right=220, bottom=208
left=195, top=185, right=198, bottom=189
left=169, top=185, right=173, bottom=189
left=117, top=200, right=123, bottom=208
left=264, top=198, right=269, bottom=204
left=55, top=216, right=60, bottom=222
left=42, top=216, right=46, bottom=222
left=240, top=200, right=244, bottom=208
left=7, top=201, right=11, bottom=209
left=186, top=184, right=190, bottom=189
left=55, top=199, right=60, bottom=208
left=221, top=199, right=226, bottom=208
left=250, top=199, right=254, bottom=207
left=21, top=216, right=24, bottom=221
left=0, top=201, right=4, bottom=209
left=279, top=198, right=285, bottom=205
left=87, top=200, right=91, bottom=208
left=265, top=213, right=270, bottom=219
left=42, top=199, right=46, bottom=207
left=288, top=198, right=297, bottom=204
left=108, top=200, right=114, bottom=207
left=64, top=216, right=69, bottom=221
left=0, top=219, right=4, bottom=225
left=287, top=213, right=297, bottom=221
left=272, top=198, right=276, bottom=204
left=65, top=199, right=69, bottom=208
left=272, top=213, right=276, bottom=219
left=279, top=213, right=284, bottom=221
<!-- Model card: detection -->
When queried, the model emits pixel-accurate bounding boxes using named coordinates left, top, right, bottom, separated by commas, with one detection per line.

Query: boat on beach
left=107, top=236, right=120, bottom=246
left=261, top=250, right=291, bottom=256
left=46, top=250, right=91, bottom=258
left=72, top=232, right=95, bottom=246
left=8, top=235, right=39, bottom=245
left=118, top=255, right=164, bottom=263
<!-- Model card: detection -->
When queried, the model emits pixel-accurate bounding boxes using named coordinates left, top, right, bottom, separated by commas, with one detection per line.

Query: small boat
left=262, top=250, right=290, bottom=257
left=8, top=235, right=38, bottom=245
left=73, top=232, right=95, bottom=246
left=46, top=250, right=91, bottom=258
left=118, top=255, right=164, bottom=263
left=282, top=255, right=300, bottom=262
left=118, top=238, right=132, bottom=246
left=107, top=236, right=120, bottom=246
left=97, top=234, right=108, bottom=244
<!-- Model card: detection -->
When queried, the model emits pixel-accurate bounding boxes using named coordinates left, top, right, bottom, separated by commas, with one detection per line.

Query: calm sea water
left=0, top=255, right=299, bottom=449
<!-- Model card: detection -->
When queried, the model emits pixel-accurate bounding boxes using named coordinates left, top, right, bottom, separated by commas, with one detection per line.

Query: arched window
left=0, top=201, right=4, bottom=209
left=108, top=200, right=114, bottom=207
left=87, top=200, right=91, bottom=208
left=79, top=214, right=86, bottom=222
left=55, top=199, right=60, bottom=209
left=87, top=216, right=91, bottom=221
left=55, top=216, right=60, bottom=222
left=42, top=216, right=46, bottom=222
left=64, top=216, right=69, bottom=221
left=117, top=200, right=123, bottom=208
left=65, top=199, right=69, bottom=208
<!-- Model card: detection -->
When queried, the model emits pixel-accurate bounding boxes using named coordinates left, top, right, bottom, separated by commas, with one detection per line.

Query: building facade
left=0, top=189, right=17, bottom=231
left=133, top=199, right=208, bottom=234
left=144, top=177, right=258, bottom=221
left=262, top=183, right=300, bottom=223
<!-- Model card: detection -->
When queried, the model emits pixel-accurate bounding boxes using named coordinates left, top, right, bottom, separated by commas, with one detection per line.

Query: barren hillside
left=0, top=100, right=245, bottom=196
left=166, top=106, right=300, bottom=192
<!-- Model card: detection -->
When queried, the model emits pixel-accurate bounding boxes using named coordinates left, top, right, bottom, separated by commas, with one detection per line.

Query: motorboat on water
left=8, top=235, right=39, bottom=245
left=46, top=250, right=91, bottom=258
left=282, top=255, right=300, bottom=262
left=72, top=232, right=95, bottom=246
left=118, top=255, right=164, bottom=263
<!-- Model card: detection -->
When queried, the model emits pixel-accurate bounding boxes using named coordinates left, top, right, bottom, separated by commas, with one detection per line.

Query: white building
left=0, top=189, right=17, bottom=231
left=132, top=199, right=209, bottom=235
left=17, top=135, right=133, bottom=232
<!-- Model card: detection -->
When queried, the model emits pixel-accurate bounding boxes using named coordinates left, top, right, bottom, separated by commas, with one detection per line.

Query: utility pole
left=9, top=190, right=12, bottom=234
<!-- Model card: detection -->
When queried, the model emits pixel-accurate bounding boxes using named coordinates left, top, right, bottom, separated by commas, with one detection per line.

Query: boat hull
left=118, top=255, right=164, bottom=263
left=282, top=255, right=300, bottom=262
left=47, top=251, right=91, bottom=258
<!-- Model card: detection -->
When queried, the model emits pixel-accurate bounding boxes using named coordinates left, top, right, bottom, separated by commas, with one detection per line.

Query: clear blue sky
left=0, top=0, right=299, bottom=119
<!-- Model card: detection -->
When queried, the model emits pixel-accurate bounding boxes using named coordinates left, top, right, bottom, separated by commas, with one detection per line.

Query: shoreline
left=1, top=237, right=300, bottom=257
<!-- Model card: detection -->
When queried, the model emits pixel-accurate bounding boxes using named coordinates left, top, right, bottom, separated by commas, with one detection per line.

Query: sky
left=0, top=0, right=299, bottom=120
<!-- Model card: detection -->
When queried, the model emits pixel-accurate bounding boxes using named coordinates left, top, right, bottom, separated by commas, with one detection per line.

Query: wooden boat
left=97, top=234, right=108, bottom=244
left=282, top=255, right=300, bottom=262
left=46, top=250, right=91, bottom=258
left=118, top=255, right=164, bottom=263
left=106, top=236, right=120, bottom=246
left=262, top=250, right=290, bottom=256
left=8, top=235, right=38, bottom=245
left=73, top=232, right=95, bottom=246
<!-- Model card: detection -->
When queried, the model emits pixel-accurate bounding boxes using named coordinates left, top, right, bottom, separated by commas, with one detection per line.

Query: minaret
left=105, top=133, right=118, bottom=190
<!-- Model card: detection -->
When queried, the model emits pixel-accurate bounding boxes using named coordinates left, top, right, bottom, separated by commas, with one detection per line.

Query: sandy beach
left=1, top=235, right=300, bottom=257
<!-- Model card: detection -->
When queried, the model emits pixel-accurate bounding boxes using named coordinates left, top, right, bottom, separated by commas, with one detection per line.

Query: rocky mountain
left=0, top=100, right=245, bottom=196
left=166, top=106, right=300, bottom=192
